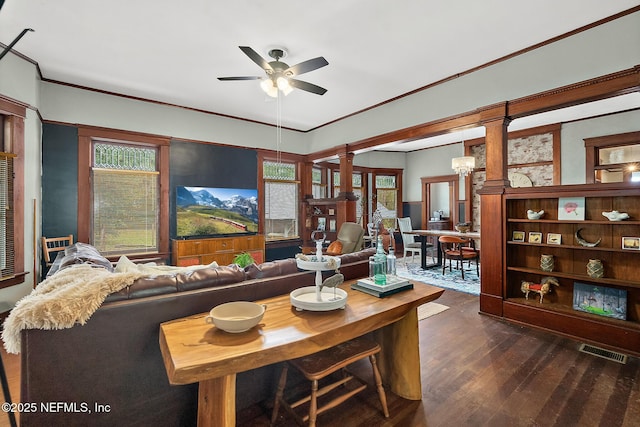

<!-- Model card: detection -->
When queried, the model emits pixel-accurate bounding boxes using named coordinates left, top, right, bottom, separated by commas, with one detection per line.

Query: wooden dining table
left=159, top=280, right=444, bottom=427
left=405, top=229, right=481, bottom=269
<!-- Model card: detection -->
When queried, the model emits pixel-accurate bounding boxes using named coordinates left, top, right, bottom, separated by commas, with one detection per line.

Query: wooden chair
left=439, top=235, right=479, bottom=279
left=271, top=336, right=389, bottom=426
left=41, top=234, right=74, bottom=266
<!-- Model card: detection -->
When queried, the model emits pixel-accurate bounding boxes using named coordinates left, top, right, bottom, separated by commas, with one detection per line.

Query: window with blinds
left=91, top=142, right=159, bottom=255
left=264, top=161, right=299, bottom=241
left=0, top=153, right=14, bottom=279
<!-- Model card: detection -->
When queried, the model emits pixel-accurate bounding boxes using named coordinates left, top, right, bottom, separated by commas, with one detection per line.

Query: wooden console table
left=159, top=281, right=444, bottom=426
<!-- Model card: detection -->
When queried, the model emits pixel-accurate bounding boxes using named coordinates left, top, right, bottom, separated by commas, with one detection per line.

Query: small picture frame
left=512, top=231, right=525, bottom=242
left=317, top=217, right=326, bottom=231
left=328, top=208, right=335, bottom=216
left=558, top=197, right=585, bottom=220
left=528, top=232, right=542, bottom=243
left=547, top=233, right=562, bottom=245
left=329, top=219, right=337, bottom=232
left=622, top=236, right=640, bottom=250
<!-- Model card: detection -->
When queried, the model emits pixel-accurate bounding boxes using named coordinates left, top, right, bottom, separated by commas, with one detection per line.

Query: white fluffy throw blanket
left=2, top=265, right=147, bottom=354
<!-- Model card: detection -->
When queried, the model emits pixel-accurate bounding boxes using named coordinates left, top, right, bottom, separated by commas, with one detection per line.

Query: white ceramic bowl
left=205, top=301, right=266, bottom=333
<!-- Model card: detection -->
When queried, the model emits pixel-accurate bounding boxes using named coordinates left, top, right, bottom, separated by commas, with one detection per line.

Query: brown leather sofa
left=19, top=248, right=374, bottom=427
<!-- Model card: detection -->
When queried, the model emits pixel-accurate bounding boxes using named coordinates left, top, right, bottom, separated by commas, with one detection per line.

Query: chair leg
left=271, top=364, right=289, bottom=426
left=309, top=379, right=319, bottom=427
left=369, top=354, right=389, bottom=418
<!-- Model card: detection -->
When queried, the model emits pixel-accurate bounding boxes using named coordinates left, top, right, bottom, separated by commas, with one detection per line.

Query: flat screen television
left=176, top=186, right=258, bottom=238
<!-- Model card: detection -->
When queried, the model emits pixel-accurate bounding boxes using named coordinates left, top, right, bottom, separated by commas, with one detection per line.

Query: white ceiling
left=1, top=0, right=639, bottom=149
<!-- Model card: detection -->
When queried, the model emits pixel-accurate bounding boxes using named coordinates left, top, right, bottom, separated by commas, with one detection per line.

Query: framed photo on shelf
left=558, top=197, right=585, bottom=220
left=317, top=217, right=326, bottom=231
left=528, top=232, right=542, bottom=243
left=622, top=236, right=640, bottom=250
left=512, top=231, right=525, bottom=242
left=572, top=282, right=627, bottom=320
left=547, top=233, right=562, bottom=245
left=328, top=208, right=335, bottom=216
left=329, top=219, right=337, bottom=232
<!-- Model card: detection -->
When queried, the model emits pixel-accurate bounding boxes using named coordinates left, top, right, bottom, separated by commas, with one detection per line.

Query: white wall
left=307, top=10, right=640, bottom=153
left=39, top=82, right=308, bottom=153
left=561, top=109, right=640, bottom=184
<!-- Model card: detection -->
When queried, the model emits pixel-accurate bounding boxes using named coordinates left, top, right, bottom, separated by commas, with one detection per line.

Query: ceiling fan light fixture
left=260, top=79, right=278, bottom=98
left=276, top=77, right=293, bottom=95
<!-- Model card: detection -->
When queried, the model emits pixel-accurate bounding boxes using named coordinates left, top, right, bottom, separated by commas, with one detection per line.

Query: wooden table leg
left=374, top=308, right=422, bottom=400
left=198, top=374, right=236, bottom=427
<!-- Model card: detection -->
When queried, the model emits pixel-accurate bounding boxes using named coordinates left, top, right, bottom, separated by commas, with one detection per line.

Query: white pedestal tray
left=291, top=256, right=346, bottom=311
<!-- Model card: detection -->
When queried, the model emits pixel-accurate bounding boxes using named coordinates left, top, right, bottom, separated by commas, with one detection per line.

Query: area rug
left=397, top=261, right=480, bottom=295
left=417, top=302, right=449, bottom=320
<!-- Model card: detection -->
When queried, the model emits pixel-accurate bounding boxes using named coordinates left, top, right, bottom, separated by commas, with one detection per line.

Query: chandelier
left=452, top=156, right=476, bottom=177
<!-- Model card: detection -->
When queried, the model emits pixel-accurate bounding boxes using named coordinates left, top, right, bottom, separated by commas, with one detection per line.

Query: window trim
left=78, top=126, right=170, bottom=260
left=0, top=95, right=27, bottom=287
left=585, top=131, right=640, bottom=184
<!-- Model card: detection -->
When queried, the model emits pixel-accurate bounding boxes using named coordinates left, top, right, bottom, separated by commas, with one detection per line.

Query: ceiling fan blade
left=239, top=46, right=273, bottom=73
left=217, top=76, right=261, bottom=81
left=288, top=79, right=327, bottom=95
left=285, top=57, right=328, bottom=76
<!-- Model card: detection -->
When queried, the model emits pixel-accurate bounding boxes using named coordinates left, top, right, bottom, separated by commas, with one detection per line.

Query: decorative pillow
left=326, top=240, right=343, bottom=255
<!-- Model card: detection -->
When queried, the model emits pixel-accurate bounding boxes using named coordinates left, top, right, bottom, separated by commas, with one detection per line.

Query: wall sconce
left=452, top=156, right=475, bottom=177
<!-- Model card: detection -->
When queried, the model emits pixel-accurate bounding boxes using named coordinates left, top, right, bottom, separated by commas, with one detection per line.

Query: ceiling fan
left=218, top=46, right=328, bottom=96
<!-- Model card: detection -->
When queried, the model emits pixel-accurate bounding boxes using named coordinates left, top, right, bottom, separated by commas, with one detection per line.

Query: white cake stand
left=291, top=239, right=346, bottom=311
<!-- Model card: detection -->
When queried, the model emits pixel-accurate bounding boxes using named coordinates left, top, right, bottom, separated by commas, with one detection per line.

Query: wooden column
left=478, top=104, right=510, bottom=316
left=337, top=148, right=354, bottom=199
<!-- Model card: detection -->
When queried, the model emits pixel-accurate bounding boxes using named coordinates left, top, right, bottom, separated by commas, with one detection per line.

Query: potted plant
left=233, top=252, right=256, bottom=268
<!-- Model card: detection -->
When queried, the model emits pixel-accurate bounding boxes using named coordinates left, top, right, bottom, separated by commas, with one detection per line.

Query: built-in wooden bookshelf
left=499, top=184, right=640, bottom=356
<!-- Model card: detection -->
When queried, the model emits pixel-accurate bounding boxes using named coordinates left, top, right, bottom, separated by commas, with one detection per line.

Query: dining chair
left=397, top=217, right=432, bottom=264
left=439, top=235, right=479, bottom=279
left=41, top=234, right=74, bottom=267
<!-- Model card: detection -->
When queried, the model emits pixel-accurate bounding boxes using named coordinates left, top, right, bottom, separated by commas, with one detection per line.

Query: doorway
left=420, top=174, right=459, bottom=230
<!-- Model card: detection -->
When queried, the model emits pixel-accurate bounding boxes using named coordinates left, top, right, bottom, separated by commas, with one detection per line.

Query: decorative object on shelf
left=509, top=172, right=533, bottom=188
left=528, top=232, right=542, bottom=243
left=540, top=254, right=554, bottom=272
left=451, top=156, right=475, bottom=177
left=317, top=217, right=326, bottom=231
left=369, top=236, right=388, bottom=285
left=546, top=233, right=562, bottom=244
left=527, top=209, right=544, bottom=220
left=572, top=282, right=627, bottom=320
left=602, top=210, right=630, bottom=221
left=586, top=259, right=604, bottom=279
left=512, top=230, right=525, bottom=242
left=575, top=228, right=601, bottom=247
left=622, top=236, right=640, bottom=250
left=558, top=197, right=585, bottom=220
left=320, top=273, right=344, bottom=292
left=521, top=276, right=560, bottom=303
left=454, top=222, right=471, bottom=233
left=313, top=207, right=322, bottom=215
left=329, top=219, right=337, bottom=232
left=386, top=231, right=397, bottom=276
left=328, top=208, right=335, bottom=216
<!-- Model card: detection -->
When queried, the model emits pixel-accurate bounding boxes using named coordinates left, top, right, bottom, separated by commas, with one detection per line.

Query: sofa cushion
left=245, top=258, right=298, bottom=279
left=176, top=264, right=246, bottom=292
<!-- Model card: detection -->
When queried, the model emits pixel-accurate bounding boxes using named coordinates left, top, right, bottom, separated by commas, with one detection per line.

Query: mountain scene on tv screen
left=176, top=187, right=258, bottom=236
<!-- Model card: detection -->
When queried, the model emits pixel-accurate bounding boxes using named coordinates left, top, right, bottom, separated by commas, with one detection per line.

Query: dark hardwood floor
left=1, top=289, right=638, bottom=427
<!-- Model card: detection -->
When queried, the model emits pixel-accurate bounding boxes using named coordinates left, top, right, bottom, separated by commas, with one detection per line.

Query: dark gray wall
left=41, top=123, right=78, bottom=240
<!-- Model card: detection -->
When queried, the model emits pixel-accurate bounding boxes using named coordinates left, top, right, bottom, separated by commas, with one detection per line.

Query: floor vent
left=579, top=344, right=627, bottom=364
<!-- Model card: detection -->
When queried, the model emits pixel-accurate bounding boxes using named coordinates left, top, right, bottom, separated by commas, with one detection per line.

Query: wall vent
left=578, top=344, right=627, bottom=364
